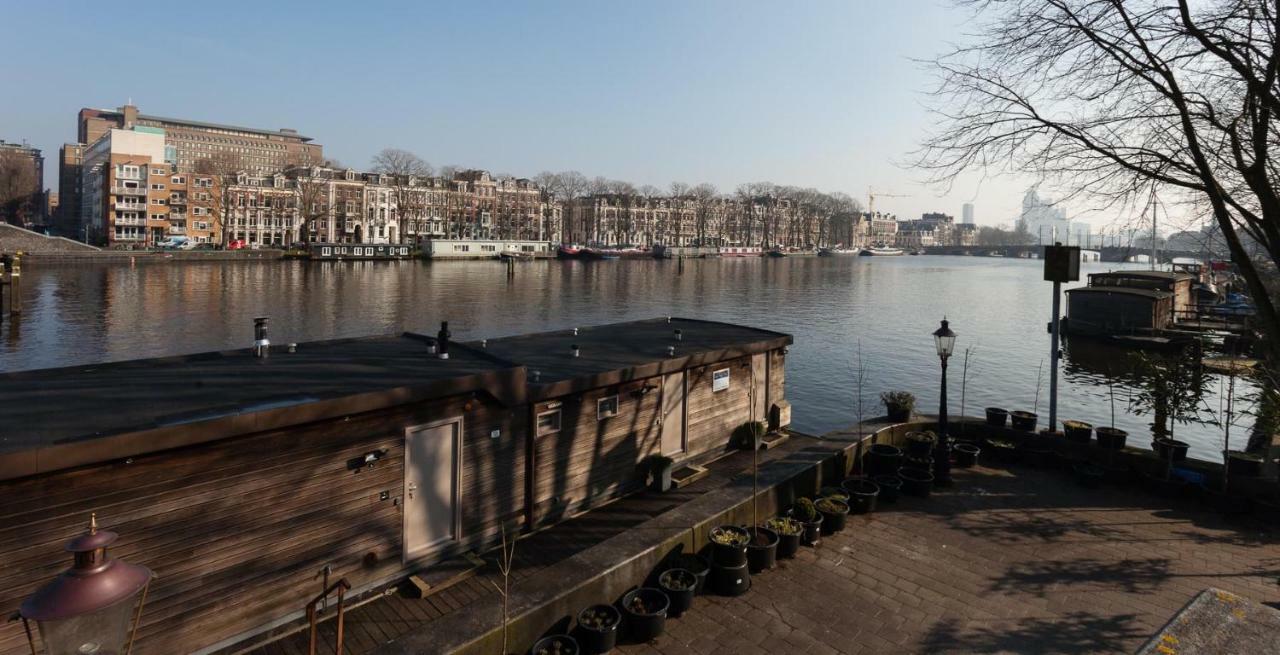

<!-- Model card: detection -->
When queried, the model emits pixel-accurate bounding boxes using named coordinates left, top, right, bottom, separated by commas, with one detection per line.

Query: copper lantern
left=19, top=515, right=153, bottom=655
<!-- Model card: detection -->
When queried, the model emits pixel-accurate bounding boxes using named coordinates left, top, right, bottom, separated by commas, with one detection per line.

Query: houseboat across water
left=859, top=245, right=905, bottom=256
left=307, top=242, right=415, bottom=260
left=719, top=246, right=762, bottom=257
left=0, top=317, right=791, bottom=655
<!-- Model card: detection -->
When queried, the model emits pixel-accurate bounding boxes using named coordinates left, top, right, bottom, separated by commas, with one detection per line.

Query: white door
left=660, top=373, right=685, bottom=456
left=751, top=354, right=767, bottom=422
left=403, top=419, right=462, bottom=562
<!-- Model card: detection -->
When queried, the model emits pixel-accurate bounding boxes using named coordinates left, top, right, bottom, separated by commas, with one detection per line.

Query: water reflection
left=0, top=256, right=1253, bottom=460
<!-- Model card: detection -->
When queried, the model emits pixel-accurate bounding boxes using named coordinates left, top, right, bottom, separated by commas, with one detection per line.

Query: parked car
left=157, top=236, right=190, bottom=250
left=227, top=239, right=247, bottom=250
left=191, top=243, right=216, bottom=251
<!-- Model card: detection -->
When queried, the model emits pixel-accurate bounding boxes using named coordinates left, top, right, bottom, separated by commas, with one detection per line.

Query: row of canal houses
left=0, top=318, right=791, bottom=654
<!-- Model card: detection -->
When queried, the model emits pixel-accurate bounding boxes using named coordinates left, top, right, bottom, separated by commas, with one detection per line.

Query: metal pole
left=1049, top=280, right=1062, bottom=432
left=935, top=356, right=953, bottom=486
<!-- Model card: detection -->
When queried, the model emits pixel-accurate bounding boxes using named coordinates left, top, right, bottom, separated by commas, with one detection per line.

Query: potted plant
left=984, top=438, right=1018, bottom=464
left=664, top=553, right=710, bottom=595
left=881, top=391, right=915, bottom=422
left=765, top=517, right=802, bottom=559
left=657, top=568, right=697, bottom=616
left=792, top=498, right=823, bottom=546
left=1095, top=372, right=1129, bottom=450
left=1062, top=420, right=1093, bottom=444
left=1227, top=451, right=1264, bottom=478
left=872, top=474, right=902, bottom=503
left=620, top=588, right=670, bottom=642
left=953, top=441, right=980, bottom=468
left=905, top=431, right=936, bottom=458
left=576, top=604, right=620, bottom=654
left=1130, top=347, right=1210, bottom=481
left=708, top=525, right=750, bottom=567
left=646, top=455, right=675, bottom=492
left=815, top=496, right=849, bottom=534
left=1010, top=410, right=1038, bottom=432
left=531, top=634, right=580, bottom=655
left=985, top=407, right=1009, bottom=427
left=733, top=420, right=767, bottom=451
left=819, top=485, right=850, bottom=503
left=745, top=525, right=779, bottom=573
left=899, top=467, right=934, bottom=497
left=841, top=477, right=881, bottom=514
left=863, top=443, right=904, bottom=476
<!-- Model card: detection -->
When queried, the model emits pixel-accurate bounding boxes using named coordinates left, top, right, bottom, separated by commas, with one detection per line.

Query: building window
left=597, top=395, right=619, bottom=420
left=151, top=184, right=165, bottom=190
left=536, top=409, right=562, bottom=436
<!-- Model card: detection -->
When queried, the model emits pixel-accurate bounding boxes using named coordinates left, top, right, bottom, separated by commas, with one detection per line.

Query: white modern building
left=961, top=203, right=974, bottom=225
left=1021, top=187, right=1072, bottom=245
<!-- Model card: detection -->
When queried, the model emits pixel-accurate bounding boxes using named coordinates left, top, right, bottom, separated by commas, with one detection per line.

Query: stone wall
left=0, top=223, right=99, bottom=254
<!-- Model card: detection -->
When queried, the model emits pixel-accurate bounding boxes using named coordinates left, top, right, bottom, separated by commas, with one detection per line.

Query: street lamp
left=932, top=318, right=957, bottom=487
left=18, top=515, right=153, bottom=655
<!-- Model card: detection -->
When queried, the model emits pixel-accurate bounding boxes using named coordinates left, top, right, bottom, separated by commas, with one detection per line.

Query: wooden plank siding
left=685, top=356, right=755, bottom=457
left=0, top=393, right=525, bottom=655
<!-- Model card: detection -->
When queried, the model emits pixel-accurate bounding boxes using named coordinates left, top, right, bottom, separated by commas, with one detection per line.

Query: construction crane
left=867, top=188, right=910, bottom=215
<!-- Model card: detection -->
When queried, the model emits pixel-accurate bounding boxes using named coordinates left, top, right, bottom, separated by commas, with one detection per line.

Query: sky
left=1, top=0, right=1139, bottom=230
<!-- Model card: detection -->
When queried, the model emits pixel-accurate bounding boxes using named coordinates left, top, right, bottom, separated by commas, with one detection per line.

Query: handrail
left=306, top=577, right=352, bottom=655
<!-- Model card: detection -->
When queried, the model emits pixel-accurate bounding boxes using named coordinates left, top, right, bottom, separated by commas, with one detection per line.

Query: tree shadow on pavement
left=990, top=558, right=1172, bottom=596
left=920, top=611, right=1148, bottom=654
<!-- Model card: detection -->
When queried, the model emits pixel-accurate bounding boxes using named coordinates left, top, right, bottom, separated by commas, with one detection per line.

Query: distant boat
left=581, top=246, right=648, bottom=260
left=818, top=247, right=860, bottom=256
left=766, top=248, right=787, bottom=258
left=719, top=246, right=763, bottom=257
left=860, top=246, right=905, bottom=256
left=556, top=244, right=583, bottom=259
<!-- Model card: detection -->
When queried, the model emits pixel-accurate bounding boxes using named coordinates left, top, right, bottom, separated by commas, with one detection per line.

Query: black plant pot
left=905, top=434, right=936, bottom=459
left=708, top=525, right=749, bottom=567
left=745, top=527, right=779, bottom=573
left=657, top=569, right=697, bottom=616
left=817, top=499, right=849, bottom=534
left=842, top=478, right=881, bottom=514
left=985, top=407, right=1009, bottom=427
left=1063, top=422, right=1093, bottom=444
left=709, top=561, right=751, bottom=596
left=531, top=634, right=580, bottom=655
left=774, top=527, right=800, bottom=559
left=800, top=515, right=823, bottom=546
left=1010, top=411, right=1038, bottom=432
left=621, top=588, right=669, bottom=642
left=872, top=475, right=902, bottom=503
left=984, top=440, right=1019, bottom=464
left=649, top=460, right=674, bottom=492
left=1152, top=438, right=1190, bottom=463
left=887, top=406, right=912, bottom=422
left=905, top=455, right=933, bottom=471
left=1227, top=451, right=1264, bottom=478
left=665, top=553, right=710, bottom=595
left=575, top=605, right=621, bottom=655
left=899, top=467, right=934, bottom=497
left=952, top=442, right=979, bottom=468
left=1095, top=427, right=1128, bottom=450
left=864, top=443, right=904, bottom=476
left=1073, top=462, right=1105, bottom=489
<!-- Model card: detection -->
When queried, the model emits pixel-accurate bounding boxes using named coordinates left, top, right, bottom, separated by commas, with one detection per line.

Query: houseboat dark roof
left=472, top=317, right=792, bottom=399
left=1089, top=270, right=1195, bottom=282
left=0, top=334, right=522, bottom=477
left=0, top=318, right=790, bottom=480
left=1066, top=287, right=1173, bottom=299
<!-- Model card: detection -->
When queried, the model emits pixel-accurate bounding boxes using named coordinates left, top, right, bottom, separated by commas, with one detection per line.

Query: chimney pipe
left=253, top=317, right=270, bottom=358
left=667, top=345, right=675, bottom=357
left=437, top=321, right=451, bottom=360
left=571, top=344, right=580, bottom=358
left=674, top=329, right=682, bottom=341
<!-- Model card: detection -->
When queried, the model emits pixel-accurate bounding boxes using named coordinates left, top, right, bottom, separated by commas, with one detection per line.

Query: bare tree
left=669, top=181, right=691, bottom=198
left=371, top=148, right=433, bottom=244
left=918, top=0, right=1280, bottom=362
left=0, top=150, right=37, bottom=227
left=195, top=151, right=246, bottom=248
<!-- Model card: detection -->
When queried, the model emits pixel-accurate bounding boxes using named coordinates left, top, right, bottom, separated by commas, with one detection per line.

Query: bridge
left=924, top=244, right=1205, bottom=263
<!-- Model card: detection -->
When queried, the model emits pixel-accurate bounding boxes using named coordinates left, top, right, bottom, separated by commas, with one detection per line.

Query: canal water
left=1, top=255, right=1249, bottom=461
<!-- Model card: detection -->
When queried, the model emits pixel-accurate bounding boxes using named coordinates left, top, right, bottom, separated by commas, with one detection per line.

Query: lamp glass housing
left=36, top=596, right=136, bottom=655
left=933, top=320, right=957, bottom=359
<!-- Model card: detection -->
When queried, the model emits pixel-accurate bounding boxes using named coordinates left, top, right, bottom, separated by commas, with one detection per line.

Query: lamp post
left=933, top=319, right=957, bottom=487
left=19, top=515, right=153, bottom=655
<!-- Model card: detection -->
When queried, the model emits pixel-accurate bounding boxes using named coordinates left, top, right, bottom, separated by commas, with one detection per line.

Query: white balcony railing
left=114, top=217, right=146, bottom=226
left=113, top=186, right=147, bottom=196
left=114, top=202, right=146, bottom=212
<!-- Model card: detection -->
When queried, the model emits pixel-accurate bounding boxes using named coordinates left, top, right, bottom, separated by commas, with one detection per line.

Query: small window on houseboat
left=597, top=395, right=620, bottom=420
left=537, top=409, right=562, bottom=435
left=712, top=368, right=731, bottom=392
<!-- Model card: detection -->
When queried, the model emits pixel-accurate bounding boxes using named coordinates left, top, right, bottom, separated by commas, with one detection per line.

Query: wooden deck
left=243, top=442, right=784, bottom=655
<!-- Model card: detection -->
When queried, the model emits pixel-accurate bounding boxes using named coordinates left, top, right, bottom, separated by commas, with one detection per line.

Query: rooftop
left=1090, top=270, right=1196, bottom=281
left=1067, top=286, right=1173, bottom=299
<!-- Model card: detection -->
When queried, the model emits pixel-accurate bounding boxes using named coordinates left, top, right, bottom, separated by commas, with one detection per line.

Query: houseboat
left=652, top=245, right=721, bottom=259
left=1064, top=270, right=1195, bottom=337
left=556, top=244, right=583, bottom=259
left=422, top=239, right=553, bottom=260
left=859, top=245, right=905, bottom=256
left=0, top=317, right=790, bottom=655
left=307, top=243, right=415, bottom=260
left=719, top=246, right=762, bottom=257
left=817, top=247, right=860, bottom=256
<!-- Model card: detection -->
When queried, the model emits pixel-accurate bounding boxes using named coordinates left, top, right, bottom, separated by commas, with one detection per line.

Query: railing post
left=334, top=586, right=346, bottom=655
left=307, top=604, right=317, bottom=655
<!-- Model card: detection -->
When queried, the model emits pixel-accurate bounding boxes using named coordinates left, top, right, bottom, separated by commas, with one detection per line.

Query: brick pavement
left=613, top=465, right=1280, bottom=655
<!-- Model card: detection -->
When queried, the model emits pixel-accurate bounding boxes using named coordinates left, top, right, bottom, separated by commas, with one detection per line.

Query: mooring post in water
left=678, top=256, right=684, bottom=274
left=506, top=256, right=515, bottom=277
left=1042, top=242, right=1079, bottom=432
left=1, top=253, right=20, bottom=316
